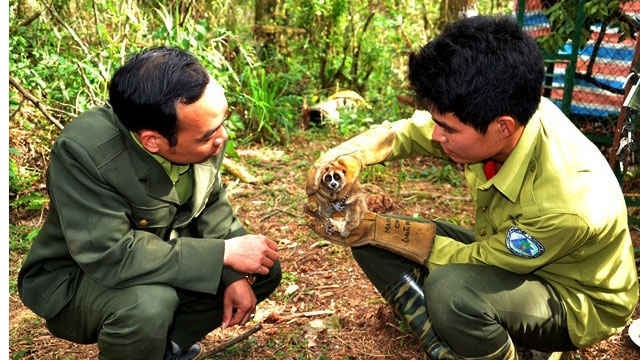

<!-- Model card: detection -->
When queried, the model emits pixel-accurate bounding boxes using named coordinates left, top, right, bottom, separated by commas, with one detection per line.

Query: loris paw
left=304, top=199, right=320, bottom=216
left=327, top=218, right=348, bottom=237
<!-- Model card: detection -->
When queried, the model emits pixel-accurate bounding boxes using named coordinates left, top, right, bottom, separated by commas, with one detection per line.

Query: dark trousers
left=46, top=261, right=281, bottom=360
left=352, top=220, right=575, bottom=357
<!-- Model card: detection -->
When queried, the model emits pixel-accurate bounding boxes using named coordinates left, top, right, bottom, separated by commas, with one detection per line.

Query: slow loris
left=305, top=156, right=368, bottom=237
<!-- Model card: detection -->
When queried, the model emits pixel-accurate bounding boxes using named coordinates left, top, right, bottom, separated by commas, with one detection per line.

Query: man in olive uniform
left=18, top=47, right=282, bottom=360
left=306, top=16, right=638, bottom=360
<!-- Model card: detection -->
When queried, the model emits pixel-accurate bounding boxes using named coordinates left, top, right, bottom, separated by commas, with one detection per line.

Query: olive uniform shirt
left=18, top=105, right=247, bottom=320
left=381, top=98, right=638, bottom=347
left=130, top=131, right=194, bottom=204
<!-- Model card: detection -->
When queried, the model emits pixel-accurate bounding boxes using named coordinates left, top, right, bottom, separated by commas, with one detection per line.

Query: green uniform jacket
left=18, top=106, right=247, bottom=319
left=384, top=98, right=639, bottom=347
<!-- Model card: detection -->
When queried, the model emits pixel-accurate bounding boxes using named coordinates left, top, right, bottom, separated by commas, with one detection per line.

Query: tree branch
left=9, top=11, right=42, bottom=35
left=9, top=76, right=64, bottom=130
left=38, top=0, right=109, bottom=81
left=38, top=0, right=90, bottom=56
left=92, top=0, right=105, bottom=49
left=200, top=324, right=263, bottom=359
left=350, top=11, right=375, bottom=88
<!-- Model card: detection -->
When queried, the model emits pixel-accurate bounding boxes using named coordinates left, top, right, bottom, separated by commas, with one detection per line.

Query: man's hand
left=224, top=234, right=278, bottom=275
left=222, top=278, right=257, bottom=328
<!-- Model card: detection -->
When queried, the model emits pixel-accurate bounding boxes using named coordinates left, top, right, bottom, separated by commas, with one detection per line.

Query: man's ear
left=137, top=130, right=162, bottom=153
left=495, top=116, right=518, bottom=138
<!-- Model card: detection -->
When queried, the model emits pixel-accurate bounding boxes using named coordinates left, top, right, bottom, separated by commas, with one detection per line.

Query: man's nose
left=213, top=127, right=228, bottom=147
left=219, top=125, right=229, bottom=142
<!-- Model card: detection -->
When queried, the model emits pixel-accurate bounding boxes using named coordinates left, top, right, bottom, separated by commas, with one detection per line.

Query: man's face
left=430, top=109, right=508, bottom=164
left=157, top=78, right=229, bottom=165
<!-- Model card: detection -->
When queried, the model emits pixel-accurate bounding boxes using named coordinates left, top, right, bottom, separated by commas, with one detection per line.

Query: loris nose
left=328, top=181, right=339, bottom=190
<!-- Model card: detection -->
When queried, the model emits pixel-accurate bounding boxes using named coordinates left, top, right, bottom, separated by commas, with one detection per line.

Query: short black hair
left=108, top=47, right=210, bottom=145
left=408, top=15, right=544, bottom=133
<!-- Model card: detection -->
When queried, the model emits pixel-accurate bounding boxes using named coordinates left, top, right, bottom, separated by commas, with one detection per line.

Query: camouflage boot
left=383, top=269, right=519, bottom=360
left=382, top=269, right=458, bottom=360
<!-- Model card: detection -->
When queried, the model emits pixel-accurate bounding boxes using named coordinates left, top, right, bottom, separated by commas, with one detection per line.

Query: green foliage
left=11, top=349, right=27, bottom=359
left=9, top=148, right=47, bottom=211
left=281, top=270, right=298, bottom=285
left=9, top=148, right=32, bottom=194
left=10, top=192, right=48, bottom=212
left=335, top=109, right=375, bottom=137
left=235, top=67, right=302, bottom=144
left=10, top=224, right=40, bottom=255
left=262, top=329, right=314, bottom=359
left=412, top=163, right=463, bottom=187
left=284, top=0, right=407, bottom=97
left=9, top=0, right=513, bottom=146
left=360, top=164, right=388, bottom=184
left=213, top=338, right=257, bottom=358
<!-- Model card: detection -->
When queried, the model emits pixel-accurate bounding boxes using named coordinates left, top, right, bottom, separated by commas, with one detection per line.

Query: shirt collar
left=473, top=101, right=543, bottom=202
left=129, top=132, right=191, bottom=184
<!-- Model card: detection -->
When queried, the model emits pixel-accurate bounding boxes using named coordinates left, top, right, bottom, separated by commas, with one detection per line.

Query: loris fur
left=305, top=156, right=368, bottom=237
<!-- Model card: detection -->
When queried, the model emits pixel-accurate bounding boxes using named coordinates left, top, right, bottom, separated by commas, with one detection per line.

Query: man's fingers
left=261, top=256, right=274, bottom=268
left=256, top=265, right=269, bottom=275
left=240, top=311, right=253, bottom=325
left=234, top=305, right=256, bottom=326
left=265, top=238, right=278, bottom=251
left=264, top=248, right=279, bottom=262
left=222, top=299, right=233, bottom=328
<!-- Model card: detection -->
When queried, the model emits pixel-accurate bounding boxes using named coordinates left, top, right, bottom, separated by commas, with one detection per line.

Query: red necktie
left=483, top=160, right=501, bottom=180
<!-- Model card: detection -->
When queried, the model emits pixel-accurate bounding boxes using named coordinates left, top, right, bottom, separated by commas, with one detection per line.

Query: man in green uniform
left=306, top=16, right=638, bottom=359
left=18, top=47, right=282, bottom=360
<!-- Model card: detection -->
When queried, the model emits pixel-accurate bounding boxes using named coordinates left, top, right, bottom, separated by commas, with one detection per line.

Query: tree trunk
left=255, top=0, right=277, bottom=25
left=254, top=0, right=278, bottom=61
left=437, top=0, right=476, bottom=31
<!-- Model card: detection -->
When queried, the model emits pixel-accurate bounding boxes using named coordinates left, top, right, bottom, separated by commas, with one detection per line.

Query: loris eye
left=323, top=173, right=334, bottom=183
left=332, top=173, right=342, bottom=181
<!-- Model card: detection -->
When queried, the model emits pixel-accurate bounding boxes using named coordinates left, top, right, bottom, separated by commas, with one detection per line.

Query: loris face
left=322, top=168, right=346, bottom=193
left=306, top=155, right=361, bottom=202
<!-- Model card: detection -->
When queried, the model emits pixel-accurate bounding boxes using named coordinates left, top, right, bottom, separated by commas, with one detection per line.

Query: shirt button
left=481, top=206, right=488, bottom=212
left=138, top=219, right=149, bottom=227
left=479, top=229, right=488, bottom=237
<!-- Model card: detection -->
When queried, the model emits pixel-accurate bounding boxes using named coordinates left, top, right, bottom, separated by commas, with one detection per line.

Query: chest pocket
left=129, top=203, right=177, bottom=240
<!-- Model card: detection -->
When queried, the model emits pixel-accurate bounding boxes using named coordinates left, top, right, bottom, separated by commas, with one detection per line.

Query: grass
left=10, top=224, right=39, bottom=255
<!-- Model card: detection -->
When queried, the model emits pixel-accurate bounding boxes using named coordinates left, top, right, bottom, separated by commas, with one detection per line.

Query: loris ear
left=306, top=166, right=324, bottom=195
left=335, top=155, right=361, bottom=184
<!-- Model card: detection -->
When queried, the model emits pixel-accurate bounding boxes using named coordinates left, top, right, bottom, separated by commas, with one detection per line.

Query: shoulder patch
left=505, top=226, right=544, bottom=258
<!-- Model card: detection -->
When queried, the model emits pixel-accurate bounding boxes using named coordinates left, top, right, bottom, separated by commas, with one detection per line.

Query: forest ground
left=8, top=129, right=640, bottom=360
